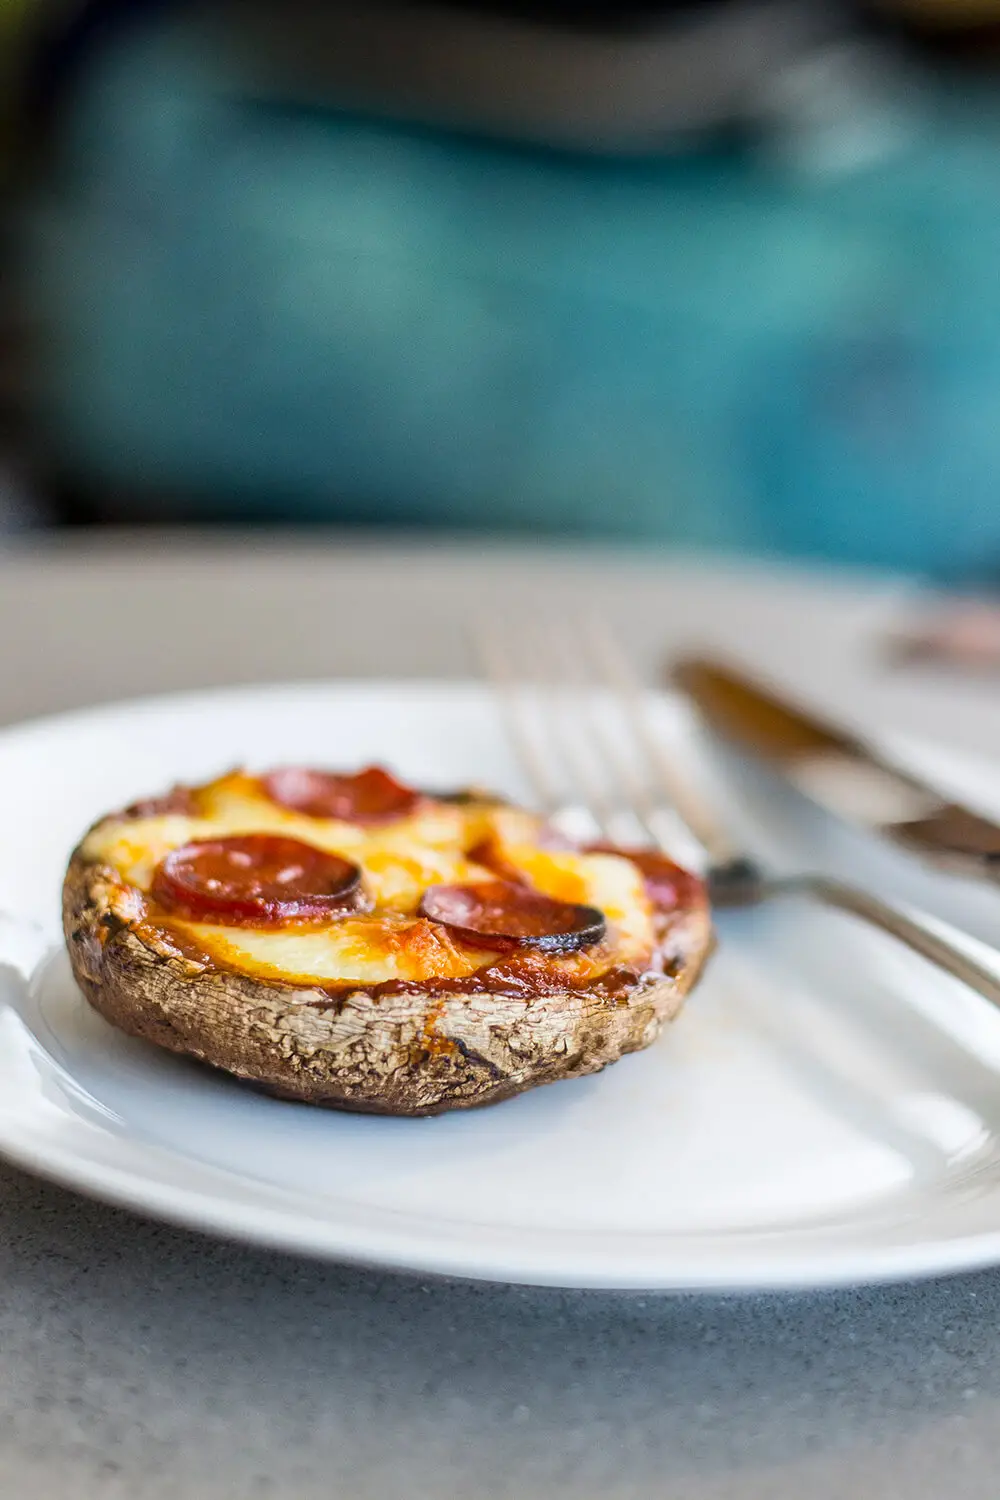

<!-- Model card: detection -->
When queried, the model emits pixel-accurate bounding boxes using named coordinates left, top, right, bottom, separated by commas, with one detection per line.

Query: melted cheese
left=86, top=770, right=659, bottom=988
left=196, top=772, right=475, bottom=852
left=174, top=917, right=495, bottom=987
left=360, top=848, right=491, bottom=913
left=87, top=815, right=203, bottom=893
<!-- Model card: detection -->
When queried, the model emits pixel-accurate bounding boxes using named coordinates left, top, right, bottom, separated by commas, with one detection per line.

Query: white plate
left=6, top=681, right=1000, bottom=1291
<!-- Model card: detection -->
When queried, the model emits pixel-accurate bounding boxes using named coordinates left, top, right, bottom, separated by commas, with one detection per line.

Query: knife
left=672, top=656, right=1000, bottom=882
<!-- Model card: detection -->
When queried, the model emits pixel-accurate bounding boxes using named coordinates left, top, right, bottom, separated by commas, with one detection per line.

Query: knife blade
left=672, top=656, right=1000, bottom=882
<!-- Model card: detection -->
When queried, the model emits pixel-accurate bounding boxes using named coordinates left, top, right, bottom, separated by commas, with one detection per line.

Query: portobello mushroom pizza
left=63, top=767, right=712, bottom=1115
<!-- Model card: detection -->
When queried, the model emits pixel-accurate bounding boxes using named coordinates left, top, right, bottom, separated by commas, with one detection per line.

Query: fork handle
left=774, top=874, right=1000, bottom=1011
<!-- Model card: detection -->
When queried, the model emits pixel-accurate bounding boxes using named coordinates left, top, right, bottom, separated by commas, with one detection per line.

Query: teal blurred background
left=8, top=3, right=1000, bottom=576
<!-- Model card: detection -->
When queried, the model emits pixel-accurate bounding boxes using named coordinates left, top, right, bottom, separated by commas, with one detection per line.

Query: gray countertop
left=5, top=534, right=1000, bottom=1500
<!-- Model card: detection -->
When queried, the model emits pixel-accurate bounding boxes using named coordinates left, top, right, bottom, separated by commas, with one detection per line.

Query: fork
left=476, top=618, right=1000, bottom=1012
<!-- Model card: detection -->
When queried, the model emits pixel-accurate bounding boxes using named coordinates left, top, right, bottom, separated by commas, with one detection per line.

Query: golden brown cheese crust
left=62, top=773, right=713, bottom=1115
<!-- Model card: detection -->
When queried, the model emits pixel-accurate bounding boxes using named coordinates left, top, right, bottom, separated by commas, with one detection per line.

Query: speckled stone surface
left=4, top=537, right=1000, bottom=1498
left=3, top=1159, right=1000, bottom=1500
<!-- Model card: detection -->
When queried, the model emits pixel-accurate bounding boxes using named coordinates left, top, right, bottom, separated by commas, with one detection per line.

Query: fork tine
left=477, top=615, right=721, bottom=860
left=507, top=613, right=719, bottom=864
left=534, top=619, right=664, bottom=849
left=585, top=619, right=734, bottom=866
left=478, top=616, right=685, bottom=851
left=477, top=620, right=613, bottom=839
left=472, top=623, right=563, bottom=818
left=531, top=619, right=623, bottom=837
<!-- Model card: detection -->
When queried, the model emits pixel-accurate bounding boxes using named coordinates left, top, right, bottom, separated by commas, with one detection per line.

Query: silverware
left=673, top=655, right=1000, bottom=883
left=476, top=620, right=1000, bottom=1011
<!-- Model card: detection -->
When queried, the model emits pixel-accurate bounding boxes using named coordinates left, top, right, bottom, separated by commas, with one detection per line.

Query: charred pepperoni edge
left=260, top=766, right=425, bottom=825
left=586, top=844, right=705, bottom=912
left=124, top=784, right=200, bottom=819
left=418, top=880, right=606, bottom=954
left=432, top=787, right=506, bottom=807
left=150, top=834, right=368, bottom=928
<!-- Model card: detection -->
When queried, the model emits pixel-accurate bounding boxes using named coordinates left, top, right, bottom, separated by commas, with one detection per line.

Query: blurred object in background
left=0, top=0, right=39, bottom=187
left=872, top=0, right=1000, bottom=54
left=224, top=1, right=832, bottom=152
left=0, top=0, right=72, bottom=531
left=886, top=596, right=1000, bottom=676
left=13, top=0, right=1000, bottom=578
left=0, top=460, right=42, bottom=533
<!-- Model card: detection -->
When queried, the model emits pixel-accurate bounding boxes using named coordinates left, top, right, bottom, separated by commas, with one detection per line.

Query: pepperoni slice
left=262, top=766, right=422, bottom=824
left=587, top=844, right=702, bottom=911
left=419, top=880, right=606, bottom=953
left=151, top=834, right=366, bottom=926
